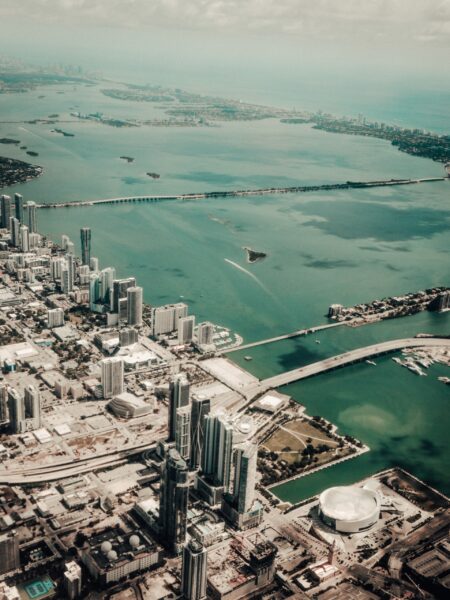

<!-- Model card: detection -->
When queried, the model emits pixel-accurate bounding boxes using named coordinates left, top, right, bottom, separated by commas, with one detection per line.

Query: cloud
left=1, top=0, right=449, bottom=45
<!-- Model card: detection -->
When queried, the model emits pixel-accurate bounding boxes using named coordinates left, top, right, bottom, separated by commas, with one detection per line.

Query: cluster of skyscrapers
left=155, top=373, right=262, bottom=598
left=1, top=194, right=38, bottom=253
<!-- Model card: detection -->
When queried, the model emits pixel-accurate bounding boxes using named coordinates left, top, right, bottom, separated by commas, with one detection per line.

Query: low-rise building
left=81, top=526, right=163, bottom=585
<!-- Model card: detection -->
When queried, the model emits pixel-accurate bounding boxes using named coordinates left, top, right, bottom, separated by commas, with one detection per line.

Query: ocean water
left=0, top=80, right=449, bottom=499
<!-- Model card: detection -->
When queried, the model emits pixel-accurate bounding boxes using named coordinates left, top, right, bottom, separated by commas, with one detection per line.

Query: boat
left=392, top=357, right=402, bottom=364
left=365, top=360, right=376, bottom=366
left=315, top=339, right=321, bottom=344
left=244, top=356, right=253, bottom=361
left=405, top=361, right=426, bottom=376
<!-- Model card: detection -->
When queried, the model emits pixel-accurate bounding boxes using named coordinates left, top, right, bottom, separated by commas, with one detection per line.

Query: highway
left=222, top=322, right=345, bottom=354
left=207, top=336, right=450, bottom=414
left=0, top=439, right=161, bottom=485
left=242, top=337, right=450, bottom=399
left=2, top=337, right=448, bottom=484
left=35, top=177, right=445, bottom=209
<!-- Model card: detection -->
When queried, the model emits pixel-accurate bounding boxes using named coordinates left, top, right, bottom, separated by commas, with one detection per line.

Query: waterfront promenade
left=35, top=176, right=446, bottom=209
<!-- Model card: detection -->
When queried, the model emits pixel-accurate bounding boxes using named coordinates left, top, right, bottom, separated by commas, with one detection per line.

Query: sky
left=0, top=0, right=449, bottom=46
left=0, top=1, right=449, bottom=124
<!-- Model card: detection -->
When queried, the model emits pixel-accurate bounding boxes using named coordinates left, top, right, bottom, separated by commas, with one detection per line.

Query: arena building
left=318, top=486, right=380, bottom=533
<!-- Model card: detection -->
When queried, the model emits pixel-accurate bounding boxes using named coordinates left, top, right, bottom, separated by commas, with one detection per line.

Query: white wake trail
left=224, top=258, right=280, bottom=304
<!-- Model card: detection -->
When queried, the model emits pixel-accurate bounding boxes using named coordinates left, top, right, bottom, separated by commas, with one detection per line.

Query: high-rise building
left=231, top=442, right=257, bottom=514
left=118, top=297, right=128, bottom=321
left=168, top=375, right=190, bottom=442
left=26, top=201, right=37, bottom=233
left=78, top=264, right=90, bottom=285
left=181, top=540, right=207, bottom=600
left=127, top=286, right=143, bottom=326
left=61, top=267, right=72, bottom=295
left=61, top=234, right=71, bottom=250
left=9, top=217, right=20, bottom=248
left=178, top=316, right=195, bottom=344
left=63, top=561, right=82, bottom=599
left=48, top=308, right=65, bottom=328
left=1, top=195, right=12, bottom=230
left=201, top=413, right=234, bottom=490
left=99, top=267, right=115, bottom=304
left=24, top=385, right=41, bottom=430
left=0, top=532, right=20, bottom=575
left=7, top=389, right=26, bottom=434
left=80, top=227, right=91, bottom=266
left=196, top=322, right=214, bottom=346
left=19, top=225, right=29, bottom=252
left=28, top=232, right=40, bottom=250
left=89, top=256, right=99, bottom=272
left=111, top=277, right=136, bottom=314
left=66, top=240, right=75, bottom=255
left=50, top=256, right=64, bottom=280
left=14, top=193, right=24, bottom=223
left=66, top=253, right=75, bottom=288
left=159, top=449, right=189, bottom=554
left=190, top=395, right=210, bottom=470
left=222, top=442, right=262, bottom=530
left=101, top=357, right=124, bottom=399
left=152, top=303, right=188, bottom=337
left=89, top=273, right=101, bottom=311
left=0, top=384, right=8, bottom=422
left=175, top=405, right=191, bottom=461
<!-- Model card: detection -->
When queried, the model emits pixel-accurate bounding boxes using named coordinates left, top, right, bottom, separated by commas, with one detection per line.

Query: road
left=0, top=439, right=162, bottom=485
left=213, top=336, right=450, bottom=412
left=222, top=322, right=344, bottom=354
left=35, top=177, right=445, bottom=209
left=3, top=337, right=448, bottom=484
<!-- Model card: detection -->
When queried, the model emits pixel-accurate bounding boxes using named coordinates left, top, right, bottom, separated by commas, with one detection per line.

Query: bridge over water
left=222, top=322, right=345, bottom=354
left=36, top=177, right=445, bottom=209
left=215, top=336, right=450, bottom=412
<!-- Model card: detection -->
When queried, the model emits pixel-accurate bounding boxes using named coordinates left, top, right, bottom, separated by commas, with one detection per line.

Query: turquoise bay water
left=0, top=82, right=449, bottom=499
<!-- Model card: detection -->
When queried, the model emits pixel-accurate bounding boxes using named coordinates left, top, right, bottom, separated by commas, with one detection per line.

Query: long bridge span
left=35, top=177, right=445, bottom=209
left=222, top=321, right=345, bottom=354
left=212, top=336, right=450, bottom=413
left=255, top=336, right=450, bottom=393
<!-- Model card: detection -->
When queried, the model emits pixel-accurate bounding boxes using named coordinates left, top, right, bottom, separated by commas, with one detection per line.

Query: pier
left=35, top=177, right=446, bottom=209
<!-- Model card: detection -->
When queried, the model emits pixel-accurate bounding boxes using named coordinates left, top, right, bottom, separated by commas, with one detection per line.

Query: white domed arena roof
left=319, top=486, right=380, bottom=522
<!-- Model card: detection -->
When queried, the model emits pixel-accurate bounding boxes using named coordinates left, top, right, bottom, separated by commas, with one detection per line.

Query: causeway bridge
left=2, top=337, right=448, bottom=483
left=222, top=322, right=345, bottom=354
left=214, top=336, right=450, bottom=412
left=35, top=177, right=446, bottom=209
left=255, top=336, right=450, bottom=392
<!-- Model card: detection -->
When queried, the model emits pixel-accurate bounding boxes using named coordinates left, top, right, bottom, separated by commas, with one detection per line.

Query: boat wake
left=224, top=258, right=276, bottom=301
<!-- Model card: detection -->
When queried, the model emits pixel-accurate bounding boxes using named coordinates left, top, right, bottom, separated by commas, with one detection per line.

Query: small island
left=120, top=156, right=134, bottom=163
left=53, top=128, right=75, bottom=137
left=243, top=246, right=267, bottom=263
left=146, top=172, right=160, bottom=179
left=0, top=138, right=20, bottom=145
